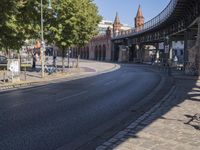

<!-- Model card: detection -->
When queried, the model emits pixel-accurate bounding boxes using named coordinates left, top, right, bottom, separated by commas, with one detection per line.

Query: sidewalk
left=0, top=60, right=119, bottom=91
left=96, top=75, right=200, bottom=150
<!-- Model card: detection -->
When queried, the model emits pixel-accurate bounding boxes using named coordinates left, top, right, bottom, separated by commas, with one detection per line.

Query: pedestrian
left=53, top=49, right=57, bottom=67
left=32, top=53, right=36, bottom=69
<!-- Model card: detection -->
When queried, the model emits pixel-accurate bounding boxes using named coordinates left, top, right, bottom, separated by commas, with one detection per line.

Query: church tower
left=135, top=5, right=144, bottom=28
left=113, top=12, right=121, bottom=35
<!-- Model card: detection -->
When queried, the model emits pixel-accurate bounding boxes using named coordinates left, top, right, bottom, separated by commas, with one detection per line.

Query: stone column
left=184, top=31, right=189, bottom=63
left=196, top=17, right=200, bottom=75
left=154, top=43, right=159, bottom=62
left=138, top=44, right=143, bottom=63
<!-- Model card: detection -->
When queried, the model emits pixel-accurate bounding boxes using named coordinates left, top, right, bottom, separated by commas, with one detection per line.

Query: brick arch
left=71, top=48, right=74, bottom=58
left=95, top=46, right=98, bottom=60
left=102, top=44, right=106, bottom=61
left=80, top=48, right=83, bottom=59
left=75, top=48, right=78, bottom=58
left=86, top=46, right=89, bottom=59
left=83, top=47, right=86, bottom=59
left=99, top=45, right=102, bottom=61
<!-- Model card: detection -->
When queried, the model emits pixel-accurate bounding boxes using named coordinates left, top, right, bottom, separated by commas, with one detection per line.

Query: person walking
left=53, top=48, right=57, bottom=67
left=32, top=52, right=36, bottom=69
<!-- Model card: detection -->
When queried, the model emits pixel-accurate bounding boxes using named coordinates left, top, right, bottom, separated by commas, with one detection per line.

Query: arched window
left=99, top=45, right=102, bottom=61
left=103, top=45, right=106, bottom=61
left=86, top=47, right=89, bottom=59
left=95, top=46, right=98, bottom=60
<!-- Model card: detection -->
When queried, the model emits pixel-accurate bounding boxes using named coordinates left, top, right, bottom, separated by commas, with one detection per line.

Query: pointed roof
left=114, top=12, right=120, bottom=24
left=136, top=5, right=143, bottom=18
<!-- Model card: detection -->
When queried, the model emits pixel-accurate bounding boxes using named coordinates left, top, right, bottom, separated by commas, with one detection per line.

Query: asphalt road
left=0, top=64, right=162, bottom=150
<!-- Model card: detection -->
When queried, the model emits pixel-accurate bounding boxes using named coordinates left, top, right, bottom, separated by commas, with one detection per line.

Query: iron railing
left=113, top=0, right=178, bottom=39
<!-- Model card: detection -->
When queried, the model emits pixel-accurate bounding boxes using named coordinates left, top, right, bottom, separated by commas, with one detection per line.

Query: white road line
left=56, top=90, right=88, bottom=102
left=104, top=80, right=116, bottom=86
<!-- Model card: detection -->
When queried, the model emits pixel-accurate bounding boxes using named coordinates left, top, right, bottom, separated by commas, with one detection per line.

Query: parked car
left=0, top=55, right=8, bottom=70
left=0, top=55, right=7, bottom=64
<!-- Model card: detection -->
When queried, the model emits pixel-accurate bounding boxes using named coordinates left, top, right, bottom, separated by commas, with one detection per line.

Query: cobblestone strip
left=96, top=86, right=176, bottom=150
left=0, top=82, right=33, bottom=91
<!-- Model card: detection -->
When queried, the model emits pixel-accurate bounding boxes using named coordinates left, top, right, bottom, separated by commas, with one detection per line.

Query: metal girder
left=112, top=0, right=200, bottom=45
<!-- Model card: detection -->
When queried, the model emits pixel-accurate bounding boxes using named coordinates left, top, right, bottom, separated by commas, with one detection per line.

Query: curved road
left=0, top=64, right=162, bottom=150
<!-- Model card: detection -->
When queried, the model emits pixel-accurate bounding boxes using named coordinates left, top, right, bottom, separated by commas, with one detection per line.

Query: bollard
left=3, top=68, right=6, bottom=83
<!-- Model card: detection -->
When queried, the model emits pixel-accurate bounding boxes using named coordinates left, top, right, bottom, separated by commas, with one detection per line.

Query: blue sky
left=93, top=0, right=170, bottom=27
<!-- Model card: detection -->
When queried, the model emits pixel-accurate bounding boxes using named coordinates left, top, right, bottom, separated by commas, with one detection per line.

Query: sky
left=93, top=0, right=170, bottom=27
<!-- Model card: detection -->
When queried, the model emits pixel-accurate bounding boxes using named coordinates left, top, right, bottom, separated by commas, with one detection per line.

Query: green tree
left=0, top=0, right=101, bottom=71
left=74, top=0, right=102, bottom=48
left=0, top=0, right=53, bottom=55
left=0, top=0, right=27, bottom=56
left=48, top=0, right=101, bottom=71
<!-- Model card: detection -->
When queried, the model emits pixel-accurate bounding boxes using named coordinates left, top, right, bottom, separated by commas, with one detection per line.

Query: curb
left=0, top=82, right=33, bottom=91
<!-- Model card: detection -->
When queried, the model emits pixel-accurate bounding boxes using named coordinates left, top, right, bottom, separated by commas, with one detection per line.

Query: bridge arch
left=112, top=0, right=200, bottom=72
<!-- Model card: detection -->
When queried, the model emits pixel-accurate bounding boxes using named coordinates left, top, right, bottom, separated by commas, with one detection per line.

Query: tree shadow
left=95, top=73, right=200, bottom=150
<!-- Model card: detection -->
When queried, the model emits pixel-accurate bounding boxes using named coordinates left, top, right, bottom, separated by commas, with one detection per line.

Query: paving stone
left=107, top=138, right=118, bottom=143
left=96, top=145, right=107, bottom=150
left=103, top=141, right=112, bottom=146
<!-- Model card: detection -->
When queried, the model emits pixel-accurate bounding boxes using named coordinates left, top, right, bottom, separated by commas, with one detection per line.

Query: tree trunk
left=5, top=47, right=9, bottom=58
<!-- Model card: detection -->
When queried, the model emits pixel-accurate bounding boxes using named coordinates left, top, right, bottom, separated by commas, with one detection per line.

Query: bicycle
left=44, top=65, right=57, bottom=75
left=44, top=56, right=58, bottom=75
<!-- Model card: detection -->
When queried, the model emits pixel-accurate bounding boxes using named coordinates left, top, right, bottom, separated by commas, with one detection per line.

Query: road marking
left=104, top=80, right=116, bottom=86
left=56, top=90, right=88, bottom=102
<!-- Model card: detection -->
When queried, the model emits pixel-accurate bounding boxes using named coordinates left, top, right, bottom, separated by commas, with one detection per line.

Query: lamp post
left=41, top=0, right=52, bottom=78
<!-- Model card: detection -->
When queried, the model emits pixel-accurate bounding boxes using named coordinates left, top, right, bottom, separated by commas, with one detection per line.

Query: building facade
left=71, top=12, right=132, bottom=61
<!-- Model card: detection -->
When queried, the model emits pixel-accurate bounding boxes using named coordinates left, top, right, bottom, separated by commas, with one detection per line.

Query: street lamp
left=41, top=0, right=52, bottom=78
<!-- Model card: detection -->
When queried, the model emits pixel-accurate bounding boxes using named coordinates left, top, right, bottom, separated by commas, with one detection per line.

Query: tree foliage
left=74, top=0, right=102, bottom=47
left=0, top=0, right=27, bottom=53
left=0, top=0, right=102, bottom=59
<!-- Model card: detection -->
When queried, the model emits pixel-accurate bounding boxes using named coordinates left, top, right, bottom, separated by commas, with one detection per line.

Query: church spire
left=113, top=12, right=121, bottom=36
left=114, top=12, right=120, bottom=24
left=135, top=5, right=144, bottom=28
left=136, top=5, right=143, bottom=18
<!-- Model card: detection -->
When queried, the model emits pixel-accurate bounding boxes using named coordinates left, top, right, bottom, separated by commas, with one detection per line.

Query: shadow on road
left=99, top=74, right=200, bottom=150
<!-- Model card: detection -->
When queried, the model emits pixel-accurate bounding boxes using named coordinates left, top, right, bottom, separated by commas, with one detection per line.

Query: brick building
left=71, top=6, right=143, bottom=61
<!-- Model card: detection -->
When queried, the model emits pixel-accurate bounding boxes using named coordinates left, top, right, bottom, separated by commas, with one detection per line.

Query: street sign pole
left=41, top=0, right=45, bottom=78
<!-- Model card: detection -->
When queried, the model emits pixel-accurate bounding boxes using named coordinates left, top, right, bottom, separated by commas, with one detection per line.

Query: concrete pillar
left=169, top=40, right=173, bottom=60
left=155, top=43, right=159, bottom=61
left=184, top=31, right=189, bottom=63
left=163, top=37, right=171, bottom=64
left=139, top=44, right=144, bottom=63
left=197, top=17, right=200, bottom=75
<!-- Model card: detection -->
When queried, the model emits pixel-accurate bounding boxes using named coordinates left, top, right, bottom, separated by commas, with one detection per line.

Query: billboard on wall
left=7, top=59, right=20, bottom=82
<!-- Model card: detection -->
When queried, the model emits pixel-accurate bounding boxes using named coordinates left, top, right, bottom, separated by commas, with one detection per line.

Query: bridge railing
left=115, top=0, right=178, bottom=39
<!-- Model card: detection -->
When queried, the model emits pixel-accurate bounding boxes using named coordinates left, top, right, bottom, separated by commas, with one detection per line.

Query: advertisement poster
left=7, top=59, right=20, bottom=82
